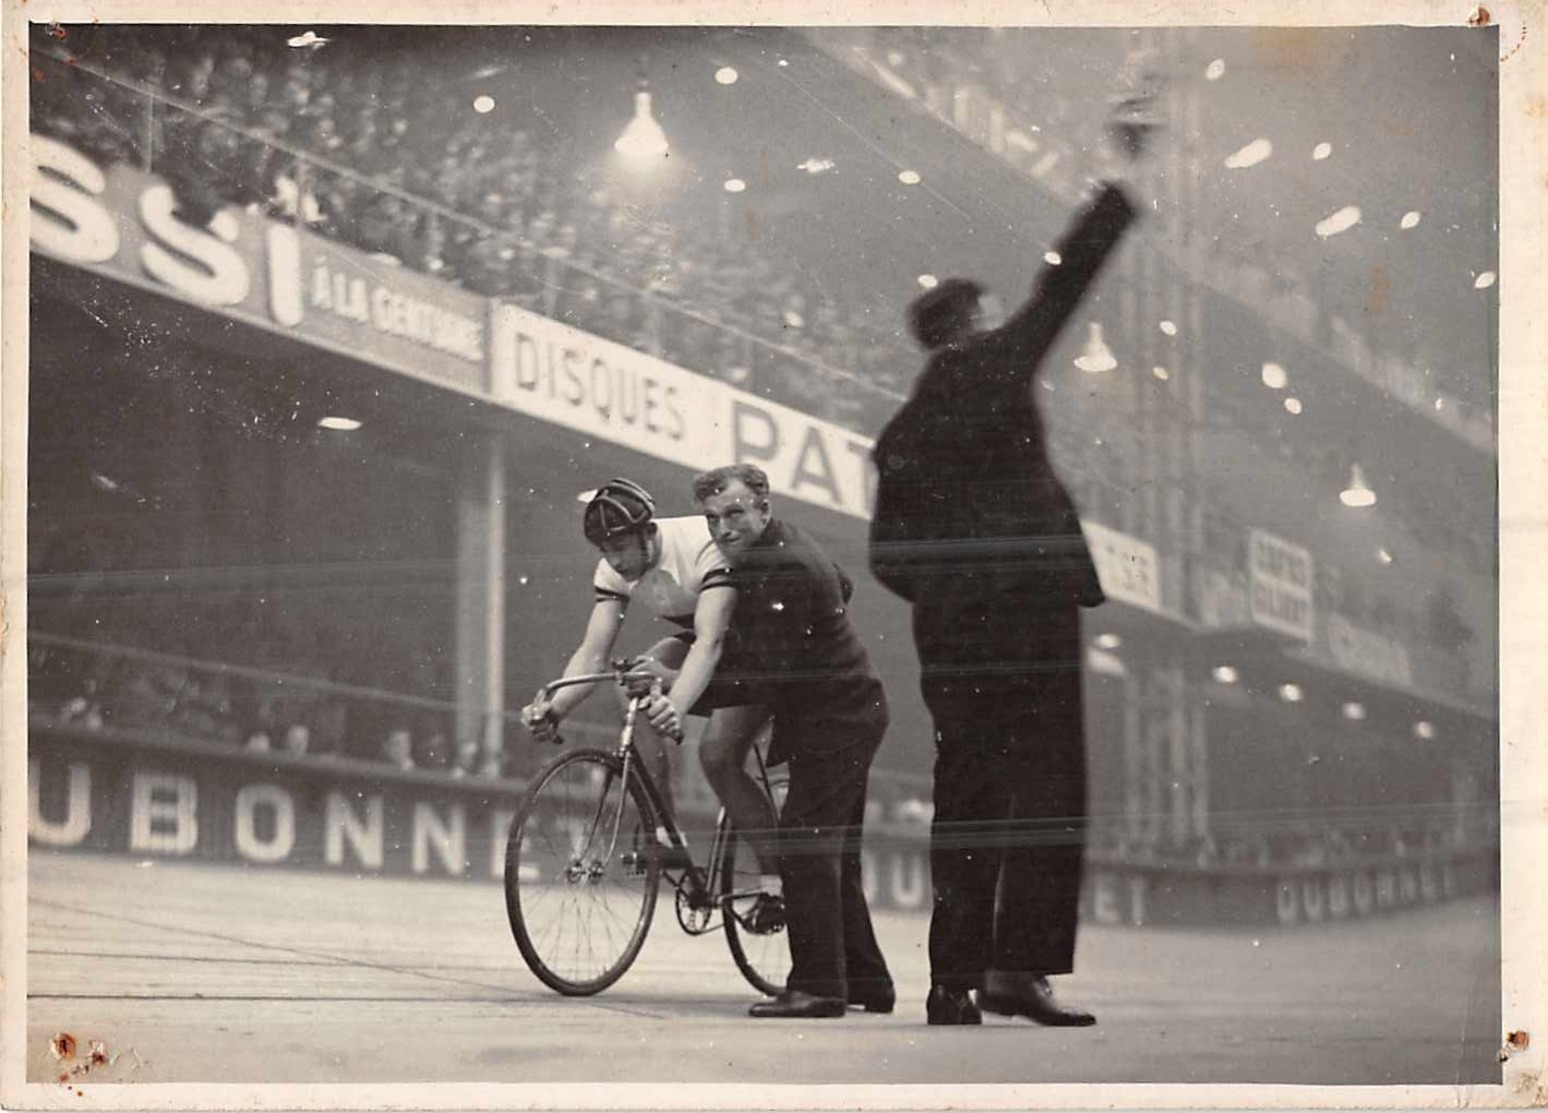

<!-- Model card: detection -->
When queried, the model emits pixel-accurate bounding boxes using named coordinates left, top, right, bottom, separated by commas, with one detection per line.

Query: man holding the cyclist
left=643, top=464, right=894, bottom=1020
left=519, top=478, right=785, bottom=930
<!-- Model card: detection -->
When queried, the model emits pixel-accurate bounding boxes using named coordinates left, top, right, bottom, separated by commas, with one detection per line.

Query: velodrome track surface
left=26, top=852, right=1501, bottom=1088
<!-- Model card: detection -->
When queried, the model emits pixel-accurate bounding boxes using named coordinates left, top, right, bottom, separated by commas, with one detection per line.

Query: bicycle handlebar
left=540, top=671, right=625, bottom=696
left=532, top=659, right=685, bottom=745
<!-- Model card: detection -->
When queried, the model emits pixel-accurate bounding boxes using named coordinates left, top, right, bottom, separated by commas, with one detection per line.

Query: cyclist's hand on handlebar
left=621, top=656, right=676, bottom=698
left=521, top=693, right=562, bottom=745
left=642, top=692, right=684, bottom=743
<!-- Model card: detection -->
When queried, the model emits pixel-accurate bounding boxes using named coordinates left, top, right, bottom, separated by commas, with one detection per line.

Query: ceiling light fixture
left=614, top=89, right=669, bottom=160
left=1340, top=464, right=1377, bottom=508
left=1074, top=322, right=1118, bottom=373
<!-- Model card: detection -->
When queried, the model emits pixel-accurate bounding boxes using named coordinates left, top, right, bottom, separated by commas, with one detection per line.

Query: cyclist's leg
left=699, top=704, right=780, bottom=874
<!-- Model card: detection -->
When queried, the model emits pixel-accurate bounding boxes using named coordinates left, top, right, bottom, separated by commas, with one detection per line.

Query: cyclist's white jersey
left=593, top=516, right=732, bottom=628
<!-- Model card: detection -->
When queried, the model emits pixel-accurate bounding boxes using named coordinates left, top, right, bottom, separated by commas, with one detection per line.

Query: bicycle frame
left=506, top=667, right=791, bottom=996
left=535, top=666, right=779, bottom=924
left=538, top=668, right=711, bottom=897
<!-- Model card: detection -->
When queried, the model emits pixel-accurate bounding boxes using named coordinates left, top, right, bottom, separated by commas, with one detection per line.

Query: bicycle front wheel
left=504, top=748, right=660, bottom=995
left=720, top=817, right=791, bottom=997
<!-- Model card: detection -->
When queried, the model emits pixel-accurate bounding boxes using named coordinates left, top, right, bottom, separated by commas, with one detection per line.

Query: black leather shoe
left=925, top=985, right=982, bottom=1026
left=978, top=975, right=1095, bottom=1027
left=847, top=983, right=896, bottom=1014
left=749, top=990, right=847, bottom=1019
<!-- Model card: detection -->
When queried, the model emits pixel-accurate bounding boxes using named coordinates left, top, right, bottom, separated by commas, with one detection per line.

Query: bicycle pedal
left=730, top=893, right=787, bottom=935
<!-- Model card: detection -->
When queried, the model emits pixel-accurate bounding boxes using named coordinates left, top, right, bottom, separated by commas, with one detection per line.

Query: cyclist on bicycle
left=519, top=477, right=785, bottom=928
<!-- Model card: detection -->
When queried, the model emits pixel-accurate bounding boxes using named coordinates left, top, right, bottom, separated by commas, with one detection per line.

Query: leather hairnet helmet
left=583, top=478, right=657, bottom=546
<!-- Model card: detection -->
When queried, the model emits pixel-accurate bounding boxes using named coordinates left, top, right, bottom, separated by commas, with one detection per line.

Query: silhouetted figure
left=870, top=94, right=1162, bottom=1025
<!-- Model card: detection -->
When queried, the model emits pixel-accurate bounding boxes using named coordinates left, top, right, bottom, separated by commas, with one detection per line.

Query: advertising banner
left=26, top=727, right=935, bottom=910
left=29, top=134, right=488, bottom=395
left=1248, top=529, right=1314, bottom=641
left=489, top=302, right=875, bottom=520
left=1083, top=521, right=1164, bottom=616
left=28, top=133, right=877, bottom=521
left=266, top=225, right=487, bottom=393
left=29, top=726, right=1493, bottom=926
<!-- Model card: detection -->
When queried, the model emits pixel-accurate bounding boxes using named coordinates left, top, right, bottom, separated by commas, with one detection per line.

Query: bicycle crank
left=674, top=885, right=717, bottom=934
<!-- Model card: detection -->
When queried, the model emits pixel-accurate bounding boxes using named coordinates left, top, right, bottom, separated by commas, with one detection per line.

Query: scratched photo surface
left=21, top=17, right=1503, bottom=1091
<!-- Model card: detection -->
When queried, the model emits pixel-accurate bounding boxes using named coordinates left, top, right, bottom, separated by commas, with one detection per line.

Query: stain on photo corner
left=1499, top=1029, right=1531, bottom=1062
left=48, top=1032, right=128, bottom=1084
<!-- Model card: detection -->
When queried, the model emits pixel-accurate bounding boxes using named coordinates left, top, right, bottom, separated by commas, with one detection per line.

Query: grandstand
left=25, top=22, right=1497, bottom=914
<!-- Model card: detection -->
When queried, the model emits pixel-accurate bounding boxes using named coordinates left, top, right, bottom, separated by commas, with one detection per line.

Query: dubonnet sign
left=29, top=726, right=1491, bottom=927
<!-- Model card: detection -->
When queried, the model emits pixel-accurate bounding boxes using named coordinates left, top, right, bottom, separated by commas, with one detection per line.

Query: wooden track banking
left=25, top=852, right=1502, bottom=1087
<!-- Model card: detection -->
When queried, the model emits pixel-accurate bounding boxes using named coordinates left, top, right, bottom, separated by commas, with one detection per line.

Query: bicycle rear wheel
left=504, top=748, right=660, bottom=995
left=720, top=816, right=791, bottom=997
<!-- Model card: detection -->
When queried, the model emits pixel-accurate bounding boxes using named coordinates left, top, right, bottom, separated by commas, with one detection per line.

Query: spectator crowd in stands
left=29, top=613, right=485, bottom=776
left=29, top=25, right=911, bottom=433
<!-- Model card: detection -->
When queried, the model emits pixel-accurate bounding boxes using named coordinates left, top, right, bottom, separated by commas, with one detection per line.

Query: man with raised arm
left=867, top=82, right=1166, bottom=1027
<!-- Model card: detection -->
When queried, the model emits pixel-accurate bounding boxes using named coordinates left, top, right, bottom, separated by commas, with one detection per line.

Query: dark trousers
left=916, top=600, right=1088, bottom=989
left=778, top=722, right=893, bottom=1001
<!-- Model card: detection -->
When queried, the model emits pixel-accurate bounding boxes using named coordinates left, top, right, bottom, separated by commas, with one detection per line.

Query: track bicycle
left=503, top=661, right=790, bottom=996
